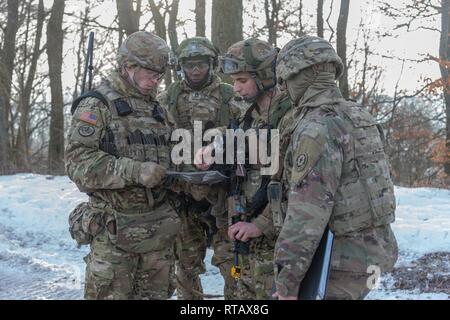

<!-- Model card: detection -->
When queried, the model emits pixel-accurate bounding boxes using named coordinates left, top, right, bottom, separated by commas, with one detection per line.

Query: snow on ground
left=0, top=174, right=448, bottom=300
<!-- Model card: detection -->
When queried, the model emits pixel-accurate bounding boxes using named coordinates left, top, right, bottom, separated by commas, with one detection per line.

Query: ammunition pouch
left=68, top=202, right=106, bottom=247
left=107, top=203, right=180, bottom=254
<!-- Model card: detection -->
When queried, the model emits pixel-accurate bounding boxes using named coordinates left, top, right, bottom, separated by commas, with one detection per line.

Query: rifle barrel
left=81, top=31, right=95, bottom=94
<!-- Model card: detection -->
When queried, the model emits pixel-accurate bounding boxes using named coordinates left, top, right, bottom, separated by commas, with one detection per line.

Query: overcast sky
left=53, top=0, right=441, bottom=97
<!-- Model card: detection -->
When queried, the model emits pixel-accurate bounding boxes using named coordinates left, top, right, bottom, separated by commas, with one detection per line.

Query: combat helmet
left=276, top=35, right=344, bottom=83
left=175, top=37, right=219, bottom=86
left=177, top=37, right=219, bottom=65
left=219, top=38, right=279, bottom=93
left=117, top=31, right=170, bottom=73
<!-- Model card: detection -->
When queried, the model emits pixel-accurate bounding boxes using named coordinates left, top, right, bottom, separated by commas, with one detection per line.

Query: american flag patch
left=79, top=112, right=98, bottom=125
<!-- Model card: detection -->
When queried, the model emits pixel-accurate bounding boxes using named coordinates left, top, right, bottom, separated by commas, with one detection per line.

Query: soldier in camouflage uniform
left=216, top=38, right=292, bottom=300
left=66, top=31, right=204, bottom=300
left=271, top=36, right=398, bottom=300
left=158, top=37, right=245, bottom=300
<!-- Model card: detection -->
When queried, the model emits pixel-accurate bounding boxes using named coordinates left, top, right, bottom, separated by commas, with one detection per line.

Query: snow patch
left=0, top=174, right=449, bottom=299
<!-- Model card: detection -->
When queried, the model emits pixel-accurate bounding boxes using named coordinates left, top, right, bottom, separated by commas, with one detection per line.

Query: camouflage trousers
left=236, top=236, right=275, bottom=300
left=174, top=210, right=237, bottom=300
left=84, top=230, right=177, bottom=300
left=325, top=270, right=372, bottom=300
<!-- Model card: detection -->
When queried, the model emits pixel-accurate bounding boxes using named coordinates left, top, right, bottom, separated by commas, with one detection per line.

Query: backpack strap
left=218, top=83, right=234, bottom=127
left=71, top=90, right=133, bottom=117
left=166, top=81, right=182, bottom=123
left=269, top=95, right=292, bottom=129
left=71, top=91, right=109, bottom=115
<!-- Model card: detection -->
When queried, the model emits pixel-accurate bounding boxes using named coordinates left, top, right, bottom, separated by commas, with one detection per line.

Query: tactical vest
left=72, top=83, right=172, bottom=207
left=282, top=101, right=396, bottom=236
left=242, top=95, right=292, bottom=131
left=241, top=95, right=292, bottom=210
left=165, top=80, right=234, bottom=129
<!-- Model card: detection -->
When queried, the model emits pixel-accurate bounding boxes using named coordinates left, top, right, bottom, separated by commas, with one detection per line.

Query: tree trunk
left=317, top=0, right=324, bottom=38
left=116, top=0, right=141, bottom=36
left=264, top=0, right=279, bottom=46
left=439, top=0, right=450, bottom=177
left=211, top=0, right=243, bottom=55
left=298, top=0, right=305, bottom=36
left=337, top=0, right=350, bottom=99
left=148, top=0, right=172, bottom=86
left=16, top=0, right=45, bottom=172
left=195, top=0, right=206, bottom=37
left=0, top=0, right=19, bottom=174
left=47, top=0, right=66, bottom=175
left=168, top=0, right=180, bottom=52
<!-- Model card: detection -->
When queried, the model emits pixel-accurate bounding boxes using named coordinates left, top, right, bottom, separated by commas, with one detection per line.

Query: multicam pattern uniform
left=274, top=86, right=398, bottom=300
left=66, top=71, right=181, bottom=299
left=271, top=35, right=398, bottom=300
left=235, top=92, right=291, bottom=300
left=158, top=75, right=246, bottom=300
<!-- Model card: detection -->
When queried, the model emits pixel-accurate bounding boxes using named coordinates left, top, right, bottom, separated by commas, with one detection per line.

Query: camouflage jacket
left=240, top=92, right=291, bottom=241
left=157, top=75, right=247, bottom=217
left=65, top=71, right=176, bottom=213
left=274, top=85, right=398, bottom=297
left=158, top=75, right=246, bottom=132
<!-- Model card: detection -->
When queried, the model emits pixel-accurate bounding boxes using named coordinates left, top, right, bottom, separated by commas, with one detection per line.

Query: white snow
left=0, top=174, right=449, bottom=300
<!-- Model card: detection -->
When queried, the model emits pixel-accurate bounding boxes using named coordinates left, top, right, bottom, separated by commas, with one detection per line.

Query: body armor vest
left=328, top=102, right=395, bottom=235
left=91, top=82, right=172, bottom=211
left=281, top=101, right=395, bottom=236
left=166, top=80, right=234, bottom=131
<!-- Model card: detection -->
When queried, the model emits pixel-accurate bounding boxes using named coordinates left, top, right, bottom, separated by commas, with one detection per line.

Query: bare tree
left=211, top=0, right=243, bottom=55
left=0, top=0, right=19, bottom=174
left=15, top=0, right=46, bottom=171
left=148, top=0, right=181, bottom=86
left=438, top=0, right=450, bottom=176
left=245, top=0, right=312, bottom=43
left=264, top=0, right=282, bottom=46
left=379, top=0, right=449, bottom=179
left=317, top=0, right=324, bottom=37
left=195, top=0, right=206, bottom=37
left=116, top=0, right=141, bottom=36
left=336, top=0, right=350, bottom=99
left=168, top=0, right=180, bottom=52
left=47, top=0, right=65, bottom=174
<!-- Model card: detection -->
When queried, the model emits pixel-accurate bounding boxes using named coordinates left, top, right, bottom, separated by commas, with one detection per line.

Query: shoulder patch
left=79, top=111, right=98, bottom=125
left=290, top=135, right=325, bottom=185
left=295, top=153, right=308, bottom=171
left=78, top=125, right=95, bottom=137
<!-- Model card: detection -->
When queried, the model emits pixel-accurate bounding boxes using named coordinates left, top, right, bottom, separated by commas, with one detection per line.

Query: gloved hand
left=136, top=161, right=166, bottom=188
left=188, top=184, right=210, bottom=201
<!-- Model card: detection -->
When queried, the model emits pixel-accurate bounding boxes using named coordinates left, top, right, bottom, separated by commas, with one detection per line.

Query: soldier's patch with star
left=78, top=125, right=95, bottom=137
left=290, top=134, right=325, bottom=185
left=295, top=153, right=308, bottom=171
